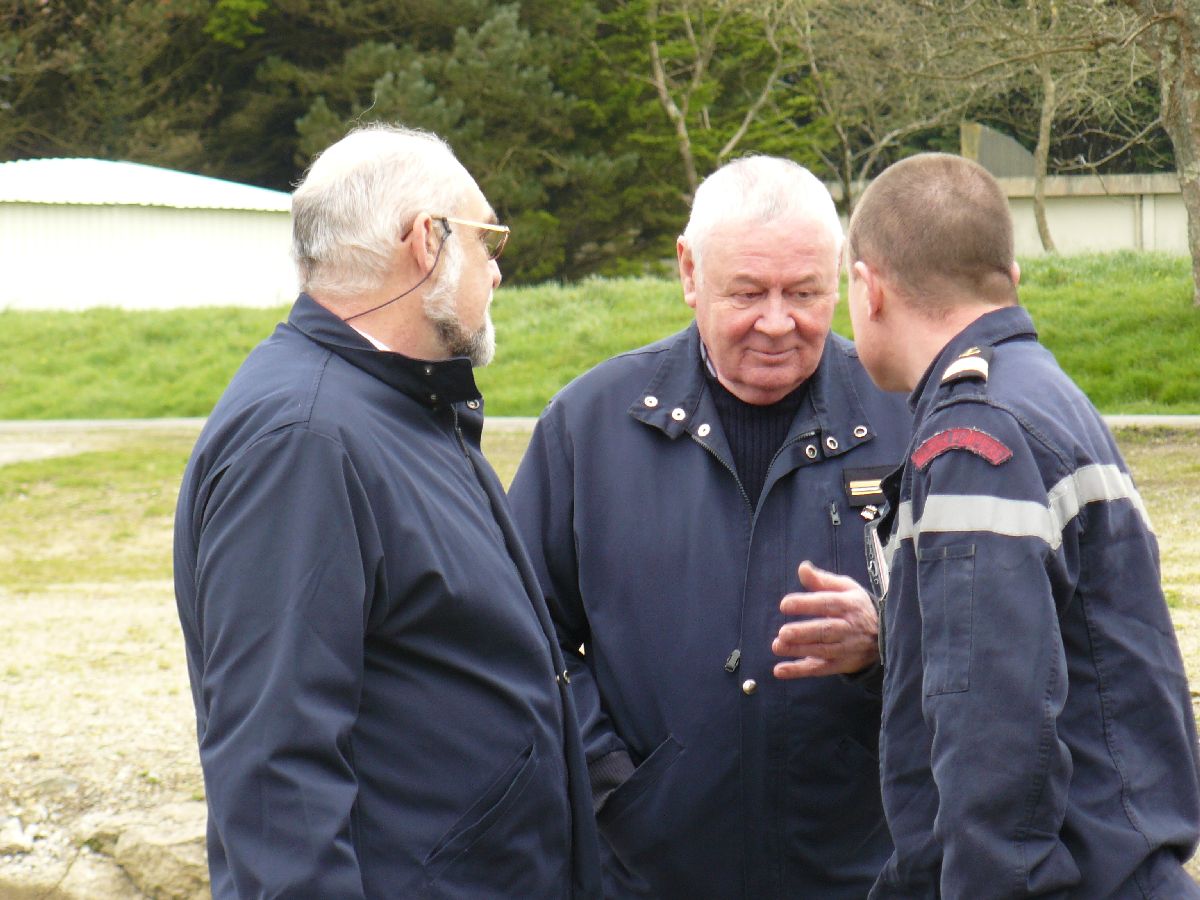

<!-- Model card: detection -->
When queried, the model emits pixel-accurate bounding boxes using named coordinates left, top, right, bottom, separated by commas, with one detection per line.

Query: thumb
left=796, top=559, right=856, bottom=592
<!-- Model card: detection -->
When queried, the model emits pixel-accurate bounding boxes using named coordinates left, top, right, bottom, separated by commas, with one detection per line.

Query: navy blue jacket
left=869, top=307, right=1200, bottom=898
left=174, top=294, right=601, bottom=899
left=508, top=323, right=912, bottom=898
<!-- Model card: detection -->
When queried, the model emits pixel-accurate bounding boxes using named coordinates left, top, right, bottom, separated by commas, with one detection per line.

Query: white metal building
left=0, top=158, right=296, bottom=310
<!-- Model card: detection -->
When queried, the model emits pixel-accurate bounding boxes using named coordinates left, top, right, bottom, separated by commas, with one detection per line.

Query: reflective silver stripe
left=890, top=463, right=1152, bottom=553
left=1047, top=463, right=1153, bottom=535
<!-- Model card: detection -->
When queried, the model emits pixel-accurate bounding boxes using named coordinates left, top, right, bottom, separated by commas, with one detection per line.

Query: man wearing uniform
left=507, top=155, right=911, bottom=898
left=841, top=152, right=1200, bottom=897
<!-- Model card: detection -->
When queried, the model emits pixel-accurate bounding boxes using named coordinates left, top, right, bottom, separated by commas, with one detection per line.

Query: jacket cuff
left=589, top=749, right=636, bottom=813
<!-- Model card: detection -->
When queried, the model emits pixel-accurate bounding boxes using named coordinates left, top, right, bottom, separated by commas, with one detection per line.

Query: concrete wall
left=999, top=172, right=1186, bottom=257
left=0, top=203, right=295, bottom=311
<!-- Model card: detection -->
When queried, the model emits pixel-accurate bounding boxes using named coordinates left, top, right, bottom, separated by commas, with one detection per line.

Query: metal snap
left=805, top=444, right=818, bottom=459
left=466, top=400, right=481, bottom=410
left=644, top=395, right=659, bottom=408
left=742, top=679, right=758, bottom=695
left=697, top=423, right=712, bottom=437
left=826, top=436, right=839, bottom=451
left=424, top=365, right=434, bottom=376
left=853, top=425, right=868, bottom=438
left=671, top=408, right=686, bottom=421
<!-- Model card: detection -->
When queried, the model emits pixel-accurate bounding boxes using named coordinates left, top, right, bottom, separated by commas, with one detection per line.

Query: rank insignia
left=911, top=427, right=1012, bottom=470
left=842, top=465, right=893, bottom=507
left=940, top=346, right=993, bottom=385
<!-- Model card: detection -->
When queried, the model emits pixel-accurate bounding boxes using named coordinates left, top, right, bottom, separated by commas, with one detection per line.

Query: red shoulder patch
left=911, top=427, right=1013, bottom=470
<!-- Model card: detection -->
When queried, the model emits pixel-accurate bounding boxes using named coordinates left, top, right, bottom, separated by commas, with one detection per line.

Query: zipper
left=690, top=431, right=753, bottom=678
left=689, top=433, right=753, bottom=512
left=828, top=500, right=841, bottom=572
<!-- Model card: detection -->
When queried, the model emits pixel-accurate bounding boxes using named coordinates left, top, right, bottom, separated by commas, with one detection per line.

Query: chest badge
left=842, top=465, right=893, bottom=508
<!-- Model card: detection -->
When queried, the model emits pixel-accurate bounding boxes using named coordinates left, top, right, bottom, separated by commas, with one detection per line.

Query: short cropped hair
left=847, top=153, right=1017, bottom=309
left=292, top=123, right=476, bottom=297
left=683, top=155, right=842, bottom=276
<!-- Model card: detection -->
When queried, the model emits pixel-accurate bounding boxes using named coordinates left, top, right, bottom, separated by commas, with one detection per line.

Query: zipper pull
left=829, top=503, right=841, bottom=526
left=724, top=649, right=742, bottom=673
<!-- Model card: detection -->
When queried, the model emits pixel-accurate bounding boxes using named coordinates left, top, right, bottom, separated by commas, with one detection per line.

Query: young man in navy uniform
left=840, top=152, right=1200, bottom=898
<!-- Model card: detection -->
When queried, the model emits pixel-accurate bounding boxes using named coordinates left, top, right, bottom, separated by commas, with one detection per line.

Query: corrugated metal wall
left=0, top=203, right=295, bottom=310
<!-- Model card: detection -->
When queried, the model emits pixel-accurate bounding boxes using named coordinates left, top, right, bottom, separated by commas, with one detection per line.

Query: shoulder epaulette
left=940, top=346, right=992, bottom=386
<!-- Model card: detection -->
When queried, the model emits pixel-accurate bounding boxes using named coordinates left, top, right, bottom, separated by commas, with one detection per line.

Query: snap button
left=555, top=669, right=571, bottom=685
left=742, top=679, right=758, bottom=695
left=671, top=407, right=686, bottom=421
left=805, top=444, right=818, bottom=459
left=429, top=394, right=438, bottom=404
left=424, top=365, right=434, bottom=376
left=644, top=395, right=659, bottom=408
left=853, top=425, right=868, bottom=438
left=697, top=423, right=711, bottom=437
left=466, top=399, right=480, bottom=410
left=825, top=436, right=839, bottom=451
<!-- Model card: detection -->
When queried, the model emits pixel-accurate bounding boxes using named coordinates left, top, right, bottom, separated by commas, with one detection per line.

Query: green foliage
left=205, top=0, right=270, bottom=48
left=1015, top=253, right=1200, bottom=412
left=0, top=307, right=286, bottom=419
left=0, top=256, right=1194, bottom=421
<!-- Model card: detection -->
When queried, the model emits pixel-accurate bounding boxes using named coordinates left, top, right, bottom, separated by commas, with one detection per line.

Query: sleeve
left=507, top=407, right=633, bottom=809
left=911, top=410, right=1080, bottom=897
left=192, top=428, right=377, bottom=899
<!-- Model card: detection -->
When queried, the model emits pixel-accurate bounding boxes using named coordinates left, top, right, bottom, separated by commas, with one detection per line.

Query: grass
left=0, top=253, right=1196, bottom=418
left=0, top=433, right=194, bottom=591
left=0, top=425, right=1197, bottom=604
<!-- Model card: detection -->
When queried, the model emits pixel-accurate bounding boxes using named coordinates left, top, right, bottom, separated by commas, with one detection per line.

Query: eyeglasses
left=438, top=216, right=510, bottom=261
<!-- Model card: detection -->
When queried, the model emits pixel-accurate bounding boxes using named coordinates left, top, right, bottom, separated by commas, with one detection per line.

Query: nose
left=753, top=293, right=795, bottom=338
left=490, top=258, right=502, bottom=289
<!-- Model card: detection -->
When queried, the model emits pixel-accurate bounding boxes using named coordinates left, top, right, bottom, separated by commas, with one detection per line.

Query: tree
left=273, top=2, right=638, bottom=282
left=624, top=0, right=811, bottom=199
left=1120, top=0, right=1200, bottom=306
left=0, top=1, right=216, bottom=167
left=932, top=1, right=1160, bottom=252
left=784, top=0, right=987, bottom=214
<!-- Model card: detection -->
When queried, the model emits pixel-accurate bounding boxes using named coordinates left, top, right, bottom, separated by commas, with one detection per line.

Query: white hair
left=292, top=123, right=477, bottom=297
left=682, top=156, right=843, bottom=278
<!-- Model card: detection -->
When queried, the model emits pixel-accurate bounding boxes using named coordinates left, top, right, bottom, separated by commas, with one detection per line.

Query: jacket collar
left=287, top=293, right=484, bottom=413
left=628, top=322, right=877, bottom=461
left=909, top=305, right=1037, bottom=422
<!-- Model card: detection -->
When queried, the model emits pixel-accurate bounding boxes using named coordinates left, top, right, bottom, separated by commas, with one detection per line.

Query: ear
left=1010, top=260, right=1021, bottom=286
left=406, top=213, right=444, bottom=274
left=852, top=260, right=886, bottom=321
left=677, top=237, right=699, bottom=310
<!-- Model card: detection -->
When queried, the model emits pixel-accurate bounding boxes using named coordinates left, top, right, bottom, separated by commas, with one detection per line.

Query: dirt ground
left=0, top=422, right=1198, bottom=893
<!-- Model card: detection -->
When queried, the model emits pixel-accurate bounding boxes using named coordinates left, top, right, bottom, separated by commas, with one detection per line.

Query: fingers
left=774, top=617, right=852, bottom=647
left=772, top=641, right=877, bottom=679
left=773, top=658, right=839, bottom=680
left=770, top=560, right=880, bottom=679
left=796, top=560, right=865, bottom=593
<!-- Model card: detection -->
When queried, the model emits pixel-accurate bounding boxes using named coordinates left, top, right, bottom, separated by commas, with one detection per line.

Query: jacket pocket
left=917, top=543, right=975, bottom=695
left=597, top=735, right=684, bottom=872
left=423, top=741, right=540, bottom=879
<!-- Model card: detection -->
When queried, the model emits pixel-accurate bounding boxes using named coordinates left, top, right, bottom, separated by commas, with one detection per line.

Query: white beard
left=423, top=239, right=496, bottom=368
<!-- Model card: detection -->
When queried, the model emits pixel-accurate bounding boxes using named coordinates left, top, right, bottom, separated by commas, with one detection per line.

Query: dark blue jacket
left=174, top=294, right=601, bottom=899
left=508, top=323, right=912, bottom=898
left=869, top=306, right=1200, bottom=898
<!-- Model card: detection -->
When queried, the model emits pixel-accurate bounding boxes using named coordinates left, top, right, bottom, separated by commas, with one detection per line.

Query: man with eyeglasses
left=174, top=123, right=601, bottom=898
left=508, top=155, right=911, bottom=897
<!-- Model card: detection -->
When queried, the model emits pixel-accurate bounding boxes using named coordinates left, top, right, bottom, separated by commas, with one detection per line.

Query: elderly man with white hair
left=508, top=155, right=912, bottom=898
left=174, top=123, right=601, bottom=899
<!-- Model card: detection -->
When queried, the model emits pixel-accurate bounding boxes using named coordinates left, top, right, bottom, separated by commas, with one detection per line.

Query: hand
left=772, top=560, right=879, bottom=679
